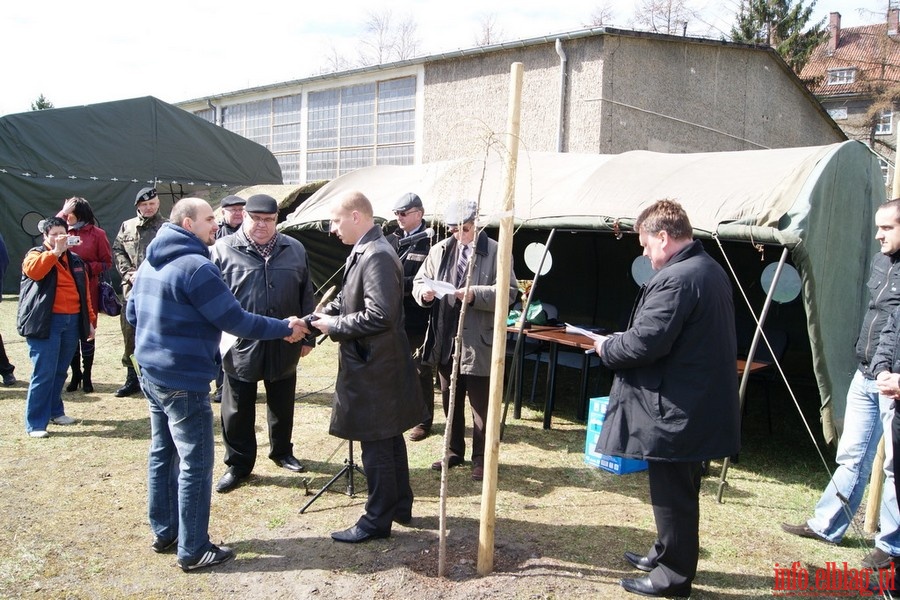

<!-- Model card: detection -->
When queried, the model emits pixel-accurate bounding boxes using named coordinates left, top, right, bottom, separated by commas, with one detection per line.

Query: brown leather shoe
left=780, top=522, right=834, bottom=544
left=472, top=464, right=484, bottom=481
left=408, top=425, right=430, bottom=442
left=431, top=455, right=463, bottom=471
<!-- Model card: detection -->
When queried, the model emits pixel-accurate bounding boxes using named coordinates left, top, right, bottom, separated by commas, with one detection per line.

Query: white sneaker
left=50, top=415, right=76, bottom=425
left=28, top=430, right=49, bottom=438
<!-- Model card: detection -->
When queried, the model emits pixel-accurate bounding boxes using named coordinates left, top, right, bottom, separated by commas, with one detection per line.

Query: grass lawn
left=0, top=294, right=885, bottom=599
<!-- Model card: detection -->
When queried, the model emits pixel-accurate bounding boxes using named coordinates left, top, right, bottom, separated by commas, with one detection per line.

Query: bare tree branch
left=587, top=3, right=617, bottom=27
left=475, top=13, right=505, bottom=46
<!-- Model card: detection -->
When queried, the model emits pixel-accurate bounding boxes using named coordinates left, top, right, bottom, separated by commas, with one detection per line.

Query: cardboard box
left=584, top=397, right=648, bottom=475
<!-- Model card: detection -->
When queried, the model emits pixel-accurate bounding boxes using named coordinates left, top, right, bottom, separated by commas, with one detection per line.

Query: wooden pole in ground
left=477, top=61, right=523, bottom=576
left=864, top=437, right=885, bottom=534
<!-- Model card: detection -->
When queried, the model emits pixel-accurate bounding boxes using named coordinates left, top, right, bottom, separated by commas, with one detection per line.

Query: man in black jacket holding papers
left=593, top=199, right=740, bottom=598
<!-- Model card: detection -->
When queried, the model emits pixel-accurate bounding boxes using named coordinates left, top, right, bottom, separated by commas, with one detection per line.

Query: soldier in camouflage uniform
left=111, top=187, right=166, bottom=397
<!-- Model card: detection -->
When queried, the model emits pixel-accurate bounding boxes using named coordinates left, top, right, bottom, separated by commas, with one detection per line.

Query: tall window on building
left=876, top=109, right=894, bottom=136
left=307, top=76, right=415, bottom=181
left=223, top=100, right=272, bottom=146
left=826, top=68, right=856, bottom=85
left=221, top=95, right=302, bottom=184
left=194, top=108, right=216, bottom=124
left=272, top=95, right=302, bottom=184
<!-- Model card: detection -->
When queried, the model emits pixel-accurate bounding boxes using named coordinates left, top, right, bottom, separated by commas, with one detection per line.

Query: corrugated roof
left=801, top=22, right=900, bottom=96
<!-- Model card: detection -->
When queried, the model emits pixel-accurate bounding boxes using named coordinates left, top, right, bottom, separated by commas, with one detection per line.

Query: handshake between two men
left=283, top=314, right=330, bottom=344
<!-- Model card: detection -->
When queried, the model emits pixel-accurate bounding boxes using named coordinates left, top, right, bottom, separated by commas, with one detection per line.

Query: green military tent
left=280, top=140, right=885, bottom=443
left=0, top=96, right=282, bottom=292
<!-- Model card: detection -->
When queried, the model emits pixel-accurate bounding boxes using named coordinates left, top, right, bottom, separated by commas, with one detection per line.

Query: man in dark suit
left=313, top=190, right=421, bottom=543
left=593, top=199, right=740, bottom=597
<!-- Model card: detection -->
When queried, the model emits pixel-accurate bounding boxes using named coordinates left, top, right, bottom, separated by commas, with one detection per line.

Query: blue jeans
left=24, top=313, right=80, bottom=432
left=143, top=379, right=215, bottom=562
left=807, top=370, right=900, bottom=554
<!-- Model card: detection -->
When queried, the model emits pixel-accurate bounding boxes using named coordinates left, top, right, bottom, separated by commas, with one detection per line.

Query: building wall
left=178, top=30, right=846, bottom=184
left=599, top=37, right=845, bottom=153
left=420, top=34, right=844, bottom=163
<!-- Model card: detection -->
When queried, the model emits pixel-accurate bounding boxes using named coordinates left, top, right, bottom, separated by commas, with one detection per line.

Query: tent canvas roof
left=282, top=141, right=885, bottom=442
left=0, top=96, right=282, bottom=292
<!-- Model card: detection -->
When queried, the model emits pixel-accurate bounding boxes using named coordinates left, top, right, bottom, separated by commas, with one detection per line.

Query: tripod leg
left=300, top=465, right=351, bottom=514
left=345, top=440, right=368, bottom=496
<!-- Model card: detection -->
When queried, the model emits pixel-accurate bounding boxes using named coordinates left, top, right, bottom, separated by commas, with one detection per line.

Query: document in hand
left=423, top=276, right=458, bottom=299
left=564, top=323, right=606, bottom=341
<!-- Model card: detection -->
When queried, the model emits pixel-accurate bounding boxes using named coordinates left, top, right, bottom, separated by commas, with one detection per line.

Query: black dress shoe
left=114, top=377, right=141, bottom=398
left=624, top=551, right=655, bottom=572
left=272, top=455, right=305, bottom=473
left=621, top=576, right=691, bottom=598
left=780, top=522, right=834, bottom=544
left=331, top=525, right=390, bottom=543
left=215, top=469, right=247, bottom=493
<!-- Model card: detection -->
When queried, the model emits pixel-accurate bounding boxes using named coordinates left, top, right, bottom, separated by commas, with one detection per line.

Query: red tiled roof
left=801, top=22, right=900, bottom=96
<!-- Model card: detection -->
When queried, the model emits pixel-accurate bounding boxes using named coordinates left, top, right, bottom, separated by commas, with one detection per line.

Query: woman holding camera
left=17, top=217, right=96, bottom=438
left=57, top=197, right=112, bottom=393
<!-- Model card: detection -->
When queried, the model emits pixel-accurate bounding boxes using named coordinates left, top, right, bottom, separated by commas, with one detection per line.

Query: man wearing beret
left=210, top=194, right=317, bottom=493
left=112, top=186, right=165, bottom=397
left=216, top=195, right=246, bottom=239
left=388, top=192, right=435, bottom=442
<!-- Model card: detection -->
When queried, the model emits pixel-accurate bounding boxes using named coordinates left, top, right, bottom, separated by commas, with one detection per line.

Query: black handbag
left=98, top=272, right=123, bottom=317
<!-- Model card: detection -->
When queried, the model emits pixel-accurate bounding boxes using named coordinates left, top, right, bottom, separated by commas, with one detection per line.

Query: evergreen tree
left=31, top=94, right=54, bottom=110
left=730, top=0, right=828, bottom=73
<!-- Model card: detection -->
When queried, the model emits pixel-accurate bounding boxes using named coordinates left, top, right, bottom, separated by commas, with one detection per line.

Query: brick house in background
left=801, top=9, right=900, bottom=189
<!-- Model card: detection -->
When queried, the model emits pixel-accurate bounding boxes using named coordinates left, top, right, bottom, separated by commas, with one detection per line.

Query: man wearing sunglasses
left=388, top=193, right=435, bottom=442
left=412, top=200, right=518, bottom=481
left=112, top=186, right=165, bottom=397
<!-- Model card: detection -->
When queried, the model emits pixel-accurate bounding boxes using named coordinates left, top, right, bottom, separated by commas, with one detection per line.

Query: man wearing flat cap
left=413, top=200, right=518, bottom=481
left=216, top=195, right=247, bottom=239
left=112, top=186, right=166, bottom=397
left=210, top=194, right=317, bottom=493
left=388, top=192, right=435, bottom=442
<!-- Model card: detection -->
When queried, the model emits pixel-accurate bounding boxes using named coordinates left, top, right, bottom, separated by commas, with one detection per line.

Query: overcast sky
left=1, top=0, right=888, bottom=116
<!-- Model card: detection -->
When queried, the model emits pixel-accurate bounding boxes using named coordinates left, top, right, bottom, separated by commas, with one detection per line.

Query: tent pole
left=717, top=246, right=789, bottom=503
left=501, top=227, right=557, bottom=437
left=477, top=62, right=523, bottom=577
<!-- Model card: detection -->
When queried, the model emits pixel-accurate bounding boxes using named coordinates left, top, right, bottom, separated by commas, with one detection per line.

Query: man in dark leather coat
left=313, top=190, right=421, bottom=543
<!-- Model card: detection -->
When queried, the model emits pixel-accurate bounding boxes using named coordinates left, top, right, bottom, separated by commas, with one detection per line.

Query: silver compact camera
left=66, top=235, right=82, bottom=246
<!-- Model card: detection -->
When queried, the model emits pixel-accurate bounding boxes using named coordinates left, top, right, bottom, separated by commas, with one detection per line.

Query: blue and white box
left=584, top=397, right=648, bottom=475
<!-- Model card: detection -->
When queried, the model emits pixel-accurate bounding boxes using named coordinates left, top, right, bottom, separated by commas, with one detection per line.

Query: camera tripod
left=299, top=439, right=367, bottom=514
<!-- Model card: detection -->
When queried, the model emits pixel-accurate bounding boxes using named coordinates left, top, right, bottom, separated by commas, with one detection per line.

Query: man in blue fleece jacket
left=127, top=197, right=307, bottom=572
